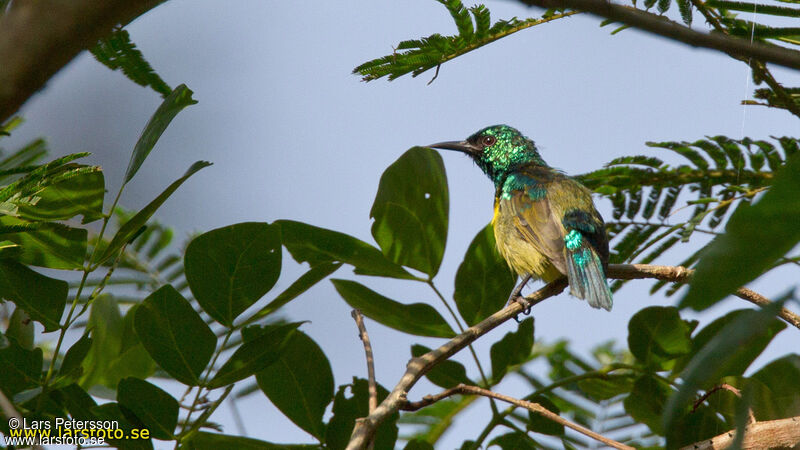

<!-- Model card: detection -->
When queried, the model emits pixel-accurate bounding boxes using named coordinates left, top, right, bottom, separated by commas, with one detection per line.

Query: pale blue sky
left=7, top=0, right=800, bottom=447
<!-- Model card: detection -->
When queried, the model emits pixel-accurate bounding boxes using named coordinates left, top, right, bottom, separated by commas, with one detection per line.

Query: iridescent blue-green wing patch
left=562, top=209, right=612, bottom=311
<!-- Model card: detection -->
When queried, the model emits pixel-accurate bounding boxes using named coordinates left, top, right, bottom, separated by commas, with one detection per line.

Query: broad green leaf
left=124, top=84, right=197, bottom=183
left=489, top=432, right=540, bottom=449
left=80, top=297, right=156, bottom=391
left=454, top=224, right=515, bottom=326
left=577, top=375, right=634, bottom=401
left=490, top=318, right=533, bottom=382
left=672, top=309, right=785, bottom=376
left=91, top=402, right=154, bottom=450
left=58, top=334, right=92, bottom=380
left=0, top=260, right=67, bottom=332
left=246, top=261, right=342, bottom=321
left=325, top=377, right=398, bottom=450
left=526, top=395, right=564, bottom=436
left=118, top=377, right=179, bottom=440
left=208, top=322, right=300, bottom=388
left=97, top=161, right=211, bottom=265
left=182, top=432, right=319, bottom=449
left=663, top=303, right=783, bottom=431
left=134, top=285, right=216, bottom=386
left=681, top=151, right=800, bottom=310
left=627, top=306, right=692, bottom=369
left=750, top=355, right=800, bottom=419
left=185, top=222, right=282, bottom=327
left=5, top=307, right=33, bottom=349
left=0, top=217, right=86, bottom=269
left=276, top=220, right=414, bottom=279
left=256, top=330, right=334, bottom=439
left=411, top=344, right=472, bottom=388
left=624, top=375, right=671, bottom=435
left=370, top=147, right=448, bottom=277
left=16, top=170, right=104, bottom=223
left=58, top=383, right=98, bottom=421
left=331, top=279, right=455, bottom=338
left=404, top=439, right=434, bottom=450
left=0, top=336, right=42, bottom=395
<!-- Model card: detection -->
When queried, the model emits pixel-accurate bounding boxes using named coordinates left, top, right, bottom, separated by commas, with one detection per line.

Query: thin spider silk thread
left=738, top=2, right=758, bottom=182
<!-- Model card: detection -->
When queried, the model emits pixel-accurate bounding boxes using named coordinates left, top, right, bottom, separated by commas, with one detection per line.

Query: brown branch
left=0, top=0, right=166, bottom=123
left=612, top=264, right=800, bottom=330
left=680, top=416, right=800, bottom=449
left=402, top=384, right=634, bottom=450
left=351, top=309, right=378, bottom=414
left=345, top=263, right=798, bottom=449
left=517, top=0, right=800, bottom=72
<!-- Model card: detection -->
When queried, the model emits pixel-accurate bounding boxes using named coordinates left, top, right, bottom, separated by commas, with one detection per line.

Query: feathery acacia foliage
left=578, top=136, right=797, bottom=294
left=353, top=0, right=576, bottom=82
left=91, top=28, right=172, bottom=98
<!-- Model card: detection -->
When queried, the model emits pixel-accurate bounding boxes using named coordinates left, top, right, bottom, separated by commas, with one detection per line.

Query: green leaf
left=412, top=344, right=472, bottom=388
left=246, top=261, right=342, bottom=321
left=489, top=432, right=540, bottom=449
left=91, top=402, right=154, bottom=450
left=623, top=375, right=671, bottom=435
left=118, top=377, right=179, bottom=440
left=124, top=84, right=197, bottom=183
left=663, top=303, right=783, bottom=431
left=490, top=318, right=533, bottom=382
left=58, top=334, right=92, bottom=380
left=98, top=161, right=211, bottom=265
left=0, top=217, right=87, bottom=270
left=91, top=28, right=172, bottom=97
left=16, top=169, right=104, bottom=223
left=673, top=309, right=785, bottom=376
left=256, top=330, right=334, bottom=440
left=750, top=355, right=800, bottom=419
left=681, top=152, right=800, bottom=310
left=454, top=224, right=515, bottom=326
left=627, top=306, right=692, bottom=369
left=404, top=439, right=435, bottom=450
left=208, top=322, right=300, bottom=389
left=182, top=432, right=319, bottom=449
left=325, top=377, right=398, bottom=450
left=526, top=395, right=564, bottom=436
left=185, top=222, right=282, bottom=327
left=370, top=147, right=448, bottom=277
left=276, top=220, right=414, bottom=279
left=331, top=279, right=455, bottom=338
left=134, top=285, right=216, bottom=386
left=0, top=260, right=67, bottom=332
left=0, top=336, right=43, bottom=396
left=577, top=375, right=634, bottom=401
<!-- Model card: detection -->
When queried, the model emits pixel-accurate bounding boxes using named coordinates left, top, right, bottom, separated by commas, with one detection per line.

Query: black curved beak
left=429, top=141, right=479, bottom=156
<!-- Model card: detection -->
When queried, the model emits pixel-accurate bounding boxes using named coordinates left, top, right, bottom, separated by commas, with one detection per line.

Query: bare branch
left=517, top=0, right=800, bottom=72
left=0, top=0, right=166, bottom=123
left=351, top=309, right=378, bottom=414
left=346, top=263, right=798, bottom=449
left=681, top=416, right=800, bottom=449
left=402, top=384, right=634, bottom=450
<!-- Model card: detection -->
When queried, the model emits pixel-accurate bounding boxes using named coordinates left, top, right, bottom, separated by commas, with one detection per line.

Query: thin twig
left=517, top=0, right=800, bottom=72
left=692, top=383, right=756, bottom=424
left=345, top=263, right=799, bottom=449
left=402, top=384, right=634, bottom=450
left=351, top=309, right=378, bottom=414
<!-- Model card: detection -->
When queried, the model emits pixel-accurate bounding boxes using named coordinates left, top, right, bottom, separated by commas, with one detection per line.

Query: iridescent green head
left=430, top=125, right=546, bottom=186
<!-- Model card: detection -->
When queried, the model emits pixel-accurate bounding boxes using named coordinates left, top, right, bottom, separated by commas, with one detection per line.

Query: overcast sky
left=6, top=0, right=800, bottom=447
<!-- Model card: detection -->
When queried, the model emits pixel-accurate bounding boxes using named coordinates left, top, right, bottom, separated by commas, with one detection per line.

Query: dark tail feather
left=565, top=246, right=613, bottom=311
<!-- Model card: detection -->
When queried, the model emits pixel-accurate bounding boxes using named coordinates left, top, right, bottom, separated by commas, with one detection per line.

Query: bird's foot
left=507, top=275, right=533, bottom=322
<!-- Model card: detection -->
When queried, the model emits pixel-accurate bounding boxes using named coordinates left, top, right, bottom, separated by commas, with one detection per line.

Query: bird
left=430, top=124, right=613, bottom=311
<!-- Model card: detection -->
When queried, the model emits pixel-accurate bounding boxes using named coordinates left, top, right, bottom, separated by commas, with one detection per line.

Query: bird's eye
left=481, top=135, right=496, bottom=147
